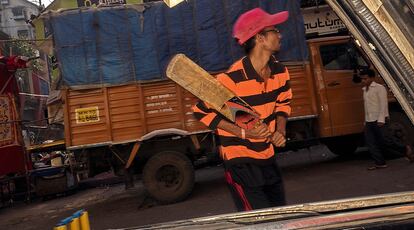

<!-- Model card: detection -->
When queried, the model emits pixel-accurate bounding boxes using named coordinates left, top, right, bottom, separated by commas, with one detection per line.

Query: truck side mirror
left=348, top=41, right=370, bottom=70
left=352, top=68, right=361, bottom=83
left=348, top=44, right=363, bottom=84
left=352, top=74, right=361, bottom=83
left=347, top=47, right=358, bottom=69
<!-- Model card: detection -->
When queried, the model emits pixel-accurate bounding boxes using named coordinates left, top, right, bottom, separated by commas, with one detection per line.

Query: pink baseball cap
left=233, top=8, right=289, bottom=45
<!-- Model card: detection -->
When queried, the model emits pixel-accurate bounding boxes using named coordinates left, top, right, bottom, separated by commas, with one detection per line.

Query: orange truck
left=35, top=2, right=412, bottom=204
left=52, top=35, right=411, bottom=204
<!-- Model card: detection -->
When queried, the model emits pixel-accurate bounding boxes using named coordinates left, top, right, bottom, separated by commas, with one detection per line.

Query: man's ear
left=254, top=33, right=264, bottom=44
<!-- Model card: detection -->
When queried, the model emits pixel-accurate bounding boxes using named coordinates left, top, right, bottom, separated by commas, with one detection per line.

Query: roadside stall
left=0, top=55, right=75, bottom=207
left=26, top=139, right=77, bottom=198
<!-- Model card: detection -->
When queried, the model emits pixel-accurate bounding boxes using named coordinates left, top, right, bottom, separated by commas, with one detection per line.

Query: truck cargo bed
left=64, top=63, right=317, bottom=149
left=63, top=81, right=207, bottom=149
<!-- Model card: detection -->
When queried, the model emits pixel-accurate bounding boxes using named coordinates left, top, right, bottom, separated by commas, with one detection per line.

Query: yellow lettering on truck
left=75, top=107, right=99, bottom=124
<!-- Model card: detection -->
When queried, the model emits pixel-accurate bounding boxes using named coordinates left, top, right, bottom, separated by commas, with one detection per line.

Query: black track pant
left=224, top=161, right=285, bottom=211
left=365, top=121, right=387, bottom=165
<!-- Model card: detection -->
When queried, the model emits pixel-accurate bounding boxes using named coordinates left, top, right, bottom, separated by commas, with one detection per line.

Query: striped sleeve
left=192, top=73, right=236, bottom=130
left=191, top=73, right=236, bottom=130
left=274, top=67, right=292, bottom=117
left=216, top=73, right=237, bottom=93
left=192, top=101, right=223, bottom=130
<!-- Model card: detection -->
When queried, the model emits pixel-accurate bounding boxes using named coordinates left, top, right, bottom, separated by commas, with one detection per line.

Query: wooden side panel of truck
left=63, top=82, right=207, bottom=148
left=288, top=63, right=318, bottom=118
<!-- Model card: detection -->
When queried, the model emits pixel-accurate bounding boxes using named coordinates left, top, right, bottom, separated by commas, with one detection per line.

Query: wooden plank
left=147, top=121, right=183, bottom=132
left=143, top=86, right=177, bottom=97
left=68, top=88, right=103, bottom=97
left=287, top=63, right=318, bottom=118
left=70, top=124, right=108, bottom=135
left=304, top=63, right=318, bottom=115
left=291, top=98, right=315, bottom=106
left=108, top=84, right=139, bottom=93
left=71, top=133, right=109, bottom=146
left=68, top=97, right=103, bottom=106
left=136, top=83, right=148, bottom=134
left=111, top=113, right=142, bottom=123
left=108, top=85, right=140, bottom=144
left=109, top=91, right=140, bottom=101
left=112, top=128, right=143, bottom=143
left=111, top=120, right=142, bottom=129
left=125, top=142, right=141, bottom=169
left=62, top=89, right=72, bottom=147
left=175, top=85, right=187, bottom=130
left=110, top=106, right=141, bottom=115
left=66, top=88, right=110, bottom=147
left=146, top=113, right=181, bottom=124
left=103, top=87, right=113, bottom=142
left=109, top=99, right=141, bottom=108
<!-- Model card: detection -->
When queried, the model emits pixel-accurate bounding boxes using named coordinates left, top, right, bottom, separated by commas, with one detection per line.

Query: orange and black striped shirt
left=192, top=56, right=292, bottom=165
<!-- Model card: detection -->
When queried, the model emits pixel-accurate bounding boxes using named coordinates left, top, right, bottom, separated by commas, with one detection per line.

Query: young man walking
left=192, top=8, right=292, bottom=211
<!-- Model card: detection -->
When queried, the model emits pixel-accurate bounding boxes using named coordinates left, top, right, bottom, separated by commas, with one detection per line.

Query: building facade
left=0, top=0, right=39, bottom=39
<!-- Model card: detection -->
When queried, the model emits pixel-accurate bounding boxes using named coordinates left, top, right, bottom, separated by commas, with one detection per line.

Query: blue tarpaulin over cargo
left=49, top=0, right=308, bottom=88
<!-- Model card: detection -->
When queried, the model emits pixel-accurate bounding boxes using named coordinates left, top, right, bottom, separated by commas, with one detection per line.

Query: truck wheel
left=324, top=134, right=360, bottom=156
left=382, top=111, right=414, bottom=157
left=143, top=151, right=194, bottom=204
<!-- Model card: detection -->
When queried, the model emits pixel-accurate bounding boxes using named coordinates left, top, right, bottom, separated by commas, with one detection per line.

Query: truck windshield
left=320, top=43, right=368, bottom=70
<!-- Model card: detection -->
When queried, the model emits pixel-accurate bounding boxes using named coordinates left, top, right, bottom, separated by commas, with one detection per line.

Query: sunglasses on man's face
left=261, top=28, right=281, bottom=34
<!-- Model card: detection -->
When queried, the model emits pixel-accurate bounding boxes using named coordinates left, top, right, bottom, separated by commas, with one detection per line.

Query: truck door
left=312, top=39, right=369, bottom=136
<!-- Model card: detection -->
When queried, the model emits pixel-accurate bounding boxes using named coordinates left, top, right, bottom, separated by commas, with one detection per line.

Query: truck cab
left=308, top=36, right=366, bottom=138
left=288, top=35, right=412, bottom=155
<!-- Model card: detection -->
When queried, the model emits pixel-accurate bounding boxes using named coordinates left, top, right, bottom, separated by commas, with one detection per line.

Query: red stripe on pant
left=225, top=171, right=252, bottom=211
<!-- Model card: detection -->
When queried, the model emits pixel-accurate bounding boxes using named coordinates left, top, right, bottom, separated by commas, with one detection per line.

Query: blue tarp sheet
left=49, top=0, right=308, bottom=88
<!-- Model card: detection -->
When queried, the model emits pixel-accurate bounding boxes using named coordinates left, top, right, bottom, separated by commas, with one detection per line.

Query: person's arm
left=268, top=116, right=288, bottom=147
left=192, top=100, right=271, bottom=139
left=192, top=101, right=223, bottom=130
left=377, top=85, right=388, bottom=126
left=217, top=119, right=271, bottom=139
left=191, top=73, right=236, bottom=131
left=192, top=72, right=271, bottom=139
left=270, top=67, right=292, bottom=147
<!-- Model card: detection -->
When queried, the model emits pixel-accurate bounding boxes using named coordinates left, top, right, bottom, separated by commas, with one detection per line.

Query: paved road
left=1, top=146, right=414, bottom=229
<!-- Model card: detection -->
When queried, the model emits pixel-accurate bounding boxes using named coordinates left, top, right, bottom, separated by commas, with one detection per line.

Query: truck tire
left=143, top=151, right=194, bottom=204
left=382, top=111, right=414, bottom=157
left=324, top=134, right=360, bottom=156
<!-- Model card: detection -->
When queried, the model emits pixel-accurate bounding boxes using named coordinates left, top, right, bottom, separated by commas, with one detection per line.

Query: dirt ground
left=1, top=145, right=414, bottom=230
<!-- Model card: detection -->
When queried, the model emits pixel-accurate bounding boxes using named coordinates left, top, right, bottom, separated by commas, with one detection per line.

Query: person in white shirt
left=361, top=69, right=389, bottom=169
left=361, top=69, right=413, bottom=170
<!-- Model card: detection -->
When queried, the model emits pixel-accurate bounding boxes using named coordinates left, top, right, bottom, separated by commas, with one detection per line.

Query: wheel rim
left=155, top=165, right=182, bottom=189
